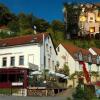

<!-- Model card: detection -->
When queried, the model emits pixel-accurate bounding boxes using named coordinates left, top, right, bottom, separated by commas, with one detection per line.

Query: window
left=48, top=58, right=50, bottom=68
left=10, top=57, right=15, bottom=66
left=90, top=17, right=93, bottom=20
left=48, top=36, right=50, bottom=43
left=2, top=57, right=7, bottom=67
left=52, top=60, right=55, bottom=70
left=19, top=56, right=24, bottom=65
left=46, top=44, right=48, bottom=52
left=58, top=47, right=60, bottom=52
left=50, top=46, right=52, bottom=54
left=89, top=27, right=95, bottom=33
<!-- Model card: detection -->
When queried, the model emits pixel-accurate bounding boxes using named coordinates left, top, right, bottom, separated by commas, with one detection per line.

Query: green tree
left=0, top=3, right=13, bottom=25
left=51, top=20, right=64, bottom=32
left=64, top=3, right=81, bottom=37
left=7, top=20, right=20, bottom=33
left=33, top=19, right=50, bottom=32
left=58, top=64, right=69, bottom=76
left=18, top=13, right=32, bottom=32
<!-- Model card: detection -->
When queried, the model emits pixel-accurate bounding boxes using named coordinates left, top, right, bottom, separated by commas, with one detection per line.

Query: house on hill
left=0, top=32, right=57, bottom=88
left=56, top=43, right=99, bottom=87
left=56, top=43, right=98, bottom=75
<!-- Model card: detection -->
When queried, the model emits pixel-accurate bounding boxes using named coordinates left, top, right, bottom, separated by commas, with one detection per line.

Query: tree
left=58, top=64, right=69, bottom=76
left=18, top=13, right=32, bottom=32
left=33, top=19, right=50, bottom=32
left=51, top=20, right=64, bottom=32
left=0, top=3, right=13, bottom=25
left=63, top=3, right=81, bottom=37
left=7, top=20, right=20, bottom=33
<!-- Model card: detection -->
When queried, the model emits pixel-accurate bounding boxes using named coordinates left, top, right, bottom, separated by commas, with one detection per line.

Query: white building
left=79, top=4, right=100, bottom=36
left=0, top=32, right=57, bottom=71
left=0, top=32, right=57, bottom=88
left=56, top=43, right=99, bottom=87
left=56, top=43, right=98, bottom=75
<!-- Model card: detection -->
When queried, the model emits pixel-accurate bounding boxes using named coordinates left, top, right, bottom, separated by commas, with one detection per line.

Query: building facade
left=79, top=4, right=100, bottom=36
left=0, top=33, right=57, bottom=88
left=56, top=43, right=98, bottom=75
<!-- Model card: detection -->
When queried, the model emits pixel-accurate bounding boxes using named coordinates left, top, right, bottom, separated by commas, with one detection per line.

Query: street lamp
left=96, top=55, right=100, bottom=80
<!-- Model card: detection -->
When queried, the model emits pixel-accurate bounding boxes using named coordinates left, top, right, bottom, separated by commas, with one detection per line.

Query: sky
left=0, top=0, right=100, bottom=22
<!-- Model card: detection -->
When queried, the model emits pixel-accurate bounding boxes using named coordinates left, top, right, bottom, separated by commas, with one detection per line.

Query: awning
left=29, top=63, right=38, bottom=70
left=49, top=71, right=69, bottom=79
left=30, top=71, right=42, bottom=75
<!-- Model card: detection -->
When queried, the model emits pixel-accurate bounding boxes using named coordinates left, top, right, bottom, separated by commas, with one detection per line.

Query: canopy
left=30, top=71, right=42, bottom=75
left=49, top=71, right=69, bottom=79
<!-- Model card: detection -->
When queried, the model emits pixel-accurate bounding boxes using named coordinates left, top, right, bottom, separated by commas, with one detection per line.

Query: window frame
left=19, top=56, right=24, bottom=65
left=10, top=56, right=15, bottom=66
left=2, top=57, right=7, bottom=67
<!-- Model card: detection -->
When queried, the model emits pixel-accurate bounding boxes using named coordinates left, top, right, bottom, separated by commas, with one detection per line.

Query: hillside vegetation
left=0, top=3, right=100, bottom=49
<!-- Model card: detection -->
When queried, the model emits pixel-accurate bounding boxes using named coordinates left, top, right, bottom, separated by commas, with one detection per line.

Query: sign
left=12, top=82, right=23, bottom=86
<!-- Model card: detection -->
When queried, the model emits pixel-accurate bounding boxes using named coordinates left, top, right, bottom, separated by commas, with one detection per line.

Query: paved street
left=0, top=96, right=66, bottom=100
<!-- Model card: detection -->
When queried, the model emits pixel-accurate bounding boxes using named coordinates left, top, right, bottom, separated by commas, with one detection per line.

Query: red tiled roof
left=0, top=32, right=48, bottom=47
left=62, top=43, right=89, bottom=56
left=61, top=43, right=90, bottom=61
left=91, top=47, right=100, bottom=55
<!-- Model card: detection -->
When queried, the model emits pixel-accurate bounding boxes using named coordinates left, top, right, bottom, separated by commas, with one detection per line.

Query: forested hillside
left=0, top=3, right=100, bottom=48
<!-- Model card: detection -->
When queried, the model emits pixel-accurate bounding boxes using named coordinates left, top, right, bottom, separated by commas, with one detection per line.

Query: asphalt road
left=0, top=96, right=67, bottom=100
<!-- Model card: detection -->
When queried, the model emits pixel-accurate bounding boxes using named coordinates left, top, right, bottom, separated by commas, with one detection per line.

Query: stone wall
left=27, top=87, right=54, bottom=96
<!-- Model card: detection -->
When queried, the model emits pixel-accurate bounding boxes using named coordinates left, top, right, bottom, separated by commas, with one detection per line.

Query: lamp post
left=96, top=55, right=100, bottom=80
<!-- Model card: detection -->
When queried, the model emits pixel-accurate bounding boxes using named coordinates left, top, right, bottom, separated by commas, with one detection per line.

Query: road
left=0, top=96, right=67, bottom=100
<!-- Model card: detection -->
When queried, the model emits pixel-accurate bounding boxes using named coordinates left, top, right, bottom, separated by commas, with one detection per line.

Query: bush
left=73, top=84, right=95, bottom=100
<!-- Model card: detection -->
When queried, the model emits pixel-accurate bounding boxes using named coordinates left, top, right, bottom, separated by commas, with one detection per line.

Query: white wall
left=0, top=44, right=41, bottom=69
left=40, top=35, right=56, bottom=72
left=0, top=35, right=57, bottom=72
left=56, top=44, right=99, bottom=75
left=56, top=44, right=77, bottom=75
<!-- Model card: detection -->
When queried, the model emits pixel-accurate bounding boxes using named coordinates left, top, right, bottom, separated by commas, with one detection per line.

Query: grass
left=0, top=88, right=20, bottom=95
